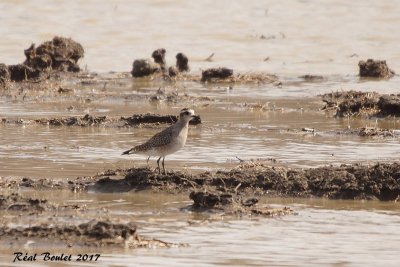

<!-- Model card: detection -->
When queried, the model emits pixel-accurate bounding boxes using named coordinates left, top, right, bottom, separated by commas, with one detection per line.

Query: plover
left=122, top=108, right=196, bottom=174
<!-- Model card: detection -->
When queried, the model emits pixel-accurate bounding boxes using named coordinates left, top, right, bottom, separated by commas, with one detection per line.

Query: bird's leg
left=146, top=156, right=150, bottom=168
left=162, top=157, right=166, bottom=175
left=156, top=157, right=162, bottom=174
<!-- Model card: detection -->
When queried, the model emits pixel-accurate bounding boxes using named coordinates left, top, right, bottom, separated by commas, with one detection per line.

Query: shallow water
left=0, top=190, right=399, bottom=267
left=1, top=0, right=400, bottom=266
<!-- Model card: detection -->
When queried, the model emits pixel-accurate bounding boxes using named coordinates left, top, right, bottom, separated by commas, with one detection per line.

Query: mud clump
left=322, top=91, right=379, bottom=117
left=152, top=48, right=166, bottom=70
left=198, top=69, right=277, bottom=84
left=131, top=59, right=160, bottom=77
left=45, top=114, right=107, bottom=126
left=121, top=113, right=202, bottom=126
left=190, top=191, right=235, bottom=208
left=168, top=66, right=178, bottom=77
left=176, top=53, right=190, bottom=72
left=377, top=95, right=400, bottom=116
left=359, top=59, right=395, bottom=78
left=189, top=190, right=293, bottom=216
left=3, top=36, right=84, bottom=83
left=201, top=67, right=233, bottom=82
left=8, top=64, right=43, bottom=82
left=24, top=36, right=84, bottom=72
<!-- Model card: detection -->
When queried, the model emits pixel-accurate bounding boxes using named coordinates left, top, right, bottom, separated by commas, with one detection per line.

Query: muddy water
left=1, top=0, right=400, bottom=266
left=1, top=0, right=400, bottom=75
left=0, top=190, right=399, bottom=267
left=1, top=89, right=400, bottom=178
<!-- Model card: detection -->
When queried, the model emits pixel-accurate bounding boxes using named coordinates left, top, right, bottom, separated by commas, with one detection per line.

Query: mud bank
left=0, top=37, right=84, bottom=84
left=0, top=192, right=186, bottom=249
left=87, top=163, right=400, bottom=201
left=1, top=113, right=202, bottom=127
left=0, top=218, right=185, bottom=249
left=321, top=90, right=400, bottom=117
left=298, top=127, right=400, bottom=138
left=129, top=48, right=278, bottom=84
left=5, top=162, right=399, bottom=201
left=189, top=191, right=293, bottom=216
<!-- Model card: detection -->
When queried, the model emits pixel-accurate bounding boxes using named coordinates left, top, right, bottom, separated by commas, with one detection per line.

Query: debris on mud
left=321, top=90, right=400, bottom=117
left=86, top=161, right=400, bottom=201
left=359, top=59, right=395, bottom=78
left=131, top=59, right=160, bottom=77
left=1, top=113, right=202, bottom=127
left=176, top=53, right=190, bottom=72
left=189, top=191, right=293, bottom=216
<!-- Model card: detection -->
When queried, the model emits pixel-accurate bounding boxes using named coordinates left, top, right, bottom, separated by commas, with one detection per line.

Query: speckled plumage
left=122, top=108, right=195, bottom=174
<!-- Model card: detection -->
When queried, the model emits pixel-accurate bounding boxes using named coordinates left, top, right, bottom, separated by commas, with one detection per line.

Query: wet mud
left=0, top=218, right=185, bottom=249
left=189, top=191, right=294, bottom=216
left=0, top=190, right=187, bottom=248
left=298, top=127, right=400, bottom=138
left=131, top=59, right=160, bottom=77
left=299, top=74, right=325, bottom=82
left=359, top=59, right=395, bottom=78
left=0, top=193, right=55, bottom=213
left=1, top=113, right=202, bottom=127
left=5, top=162, right=399, bottom=201
left=201, top=67, right=234, bottom=81
left=321, top=90, right=400, bottom=117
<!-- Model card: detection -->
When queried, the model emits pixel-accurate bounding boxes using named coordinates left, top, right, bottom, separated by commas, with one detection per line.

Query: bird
left=122, top=108, right=196, bottom=174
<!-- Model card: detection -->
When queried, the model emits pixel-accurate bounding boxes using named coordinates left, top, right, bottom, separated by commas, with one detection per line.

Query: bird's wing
left=139, top=125, right=175, bottom=148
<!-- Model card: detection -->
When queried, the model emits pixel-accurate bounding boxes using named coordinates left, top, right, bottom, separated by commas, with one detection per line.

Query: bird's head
left=179, top=108, right=195, bottom=123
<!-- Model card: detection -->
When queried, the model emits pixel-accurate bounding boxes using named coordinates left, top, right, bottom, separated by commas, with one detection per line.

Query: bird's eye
left=184, top=111, right=190, bottom=115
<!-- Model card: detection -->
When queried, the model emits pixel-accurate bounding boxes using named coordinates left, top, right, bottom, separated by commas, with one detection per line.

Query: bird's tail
left=122, top=148, right=134, bottom=155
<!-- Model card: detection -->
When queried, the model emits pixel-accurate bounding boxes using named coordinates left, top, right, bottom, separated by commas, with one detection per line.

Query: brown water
left=1, top=0, right=400, bottom=266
